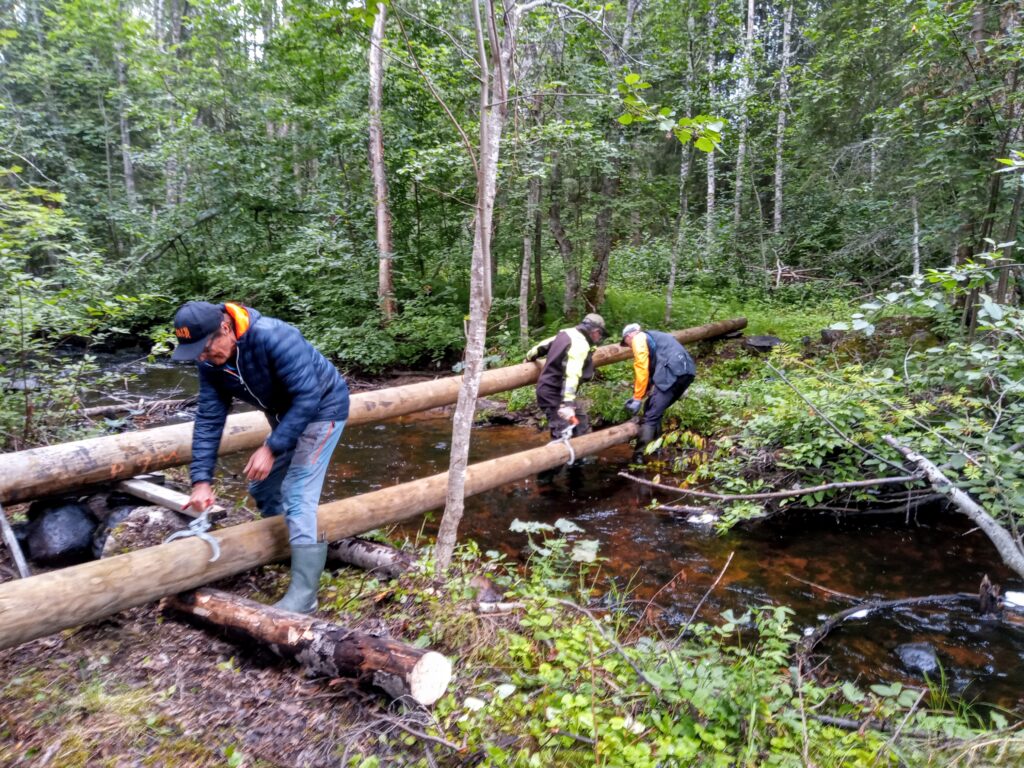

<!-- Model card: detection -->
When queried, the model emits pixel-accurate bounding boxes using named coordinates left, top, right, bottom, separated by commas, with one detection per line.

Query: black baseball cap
left=172, top=301, right=225, bottom=361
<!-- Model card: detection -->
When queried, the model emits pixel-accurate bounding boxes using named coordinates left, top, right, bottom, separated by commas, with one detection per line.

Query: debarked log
left=163, top=588, right=451, bottom=706
left=0, top=422, right=638, bottom=650
left=0, top=318, right=745, bottom=505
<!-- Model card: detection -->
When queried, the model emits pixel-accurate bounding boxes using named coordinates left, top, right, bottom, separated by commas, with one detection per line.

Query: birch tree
left=773, top=0, right=793, bottom=237
left=368, top=2, right=396, bottom=321
left=732, top=0, right=755, bottom=231
left=435, top=0, right=517, bottom=572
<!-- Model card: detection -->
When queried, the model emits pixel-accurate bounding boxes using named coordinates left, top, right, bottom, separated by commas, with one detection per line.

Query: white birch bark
left=911, top=196, right=921, bottom=278
left=704, top=4, right=717, bottom=251
left=773, top=0, right=793, bottom=236
left=369, top=4, right=396, bottom=321
left=666, top=11, right=696, bottom=325
left=733, top=0, right=755, bottom=230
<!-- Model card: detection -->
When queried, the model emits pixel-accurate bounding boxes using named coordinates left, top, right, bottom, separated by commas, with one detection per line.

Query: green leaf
left=695, top=136, right=714, bottom=153
left=624, top=72, right=641, bottom=85
left=842, top=682, right=866, bottom=703
left=617, top=113, right=634, bottom=125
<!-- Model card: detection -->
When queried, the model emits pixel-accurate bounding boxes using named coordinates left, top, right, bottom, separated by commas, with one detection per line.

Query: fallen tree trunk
left=883, top=435, right=1024, bottom=579
left=328, top=538, right=413, bottom=579
left=0, top=318, right=744, bottom=505
left=0, top=421, right=637, bottom=649
left=163, top=588, right=450, bottom=706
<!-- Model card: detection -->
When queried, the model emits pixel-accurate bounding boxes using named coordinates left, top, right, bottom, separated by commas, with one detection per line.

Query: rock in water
left=895, top=642, right=939, bottom=676
left=25, top=500, right=98, bottom=567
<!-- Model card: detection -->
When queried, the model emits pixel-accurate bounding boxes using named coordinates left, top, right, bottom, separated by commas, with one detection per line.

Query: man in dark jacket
left=525, top=313, right=607, bottom=438
left=620, top=323, right=695, bottom=461
left=172, top=300, right=349, bottom=613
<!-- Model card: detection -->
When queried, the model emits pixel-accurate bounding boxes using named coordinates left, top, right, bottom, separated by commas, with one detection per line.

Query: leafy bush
left=0, top=172, right=142, bottom=449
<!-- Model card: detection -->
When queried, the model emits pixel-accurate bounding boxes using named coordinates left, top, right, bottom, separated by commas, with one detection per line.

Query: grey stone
left=25, top=500, right=98, bottom=567
left=895, top=642, right=939, bottom=676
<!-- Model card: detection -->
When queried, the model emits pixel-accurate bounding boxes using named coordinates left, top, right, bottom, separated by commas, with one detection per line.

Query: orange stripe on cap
left=224, top=303, right=250, bottom=337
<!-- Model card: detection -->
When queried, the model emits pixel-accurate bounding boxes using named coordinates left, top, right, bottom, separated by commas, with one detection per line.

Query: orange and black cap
left=172, top=301, right=224, bottom=361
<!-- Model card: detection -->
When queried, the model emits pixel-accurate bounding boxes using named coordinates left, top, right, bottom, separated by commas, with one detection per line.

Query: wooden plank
left=116, top=478, right=225, bottom=521
left=0, top=502, right=31, bottom=579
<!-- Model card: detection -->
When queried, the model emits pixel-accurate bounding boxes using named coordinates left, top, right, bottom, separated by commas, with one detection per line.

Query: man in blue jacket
left=620, top=323, right=696, bottom=461
left=172, top=300, right=349, bottom=613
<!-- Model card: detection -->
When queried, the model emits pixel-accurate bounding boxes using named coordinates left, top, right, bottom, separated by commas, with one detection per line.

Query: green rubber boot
left=633, top=423, right=659, bottom=464
left=272, top=542, right=328, bottom=614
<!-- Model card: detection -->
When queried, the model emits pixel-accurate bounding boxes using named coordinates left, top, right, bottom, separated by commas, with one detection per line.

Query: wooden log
left=0, top=318, right=745, bottom=505
left=327, top=538, right=413, bottom=579
left=0, top=421, right=637, bottom=650
left=0, top=502, right=31, bottom=579
left=163, top=588, right=451, bottom=705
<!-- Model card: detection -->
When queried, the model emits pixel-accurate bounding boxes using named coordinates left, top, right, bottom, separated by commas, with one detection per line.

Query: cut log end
left=406, top=651, right=453, bottom=706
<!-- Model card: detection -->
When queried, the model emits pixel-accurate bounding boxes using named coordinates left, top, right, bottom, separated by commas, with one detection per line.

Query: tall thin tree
left=773, top=0, right=793, bottom=237
left=369, top=2, right=396, bottom=321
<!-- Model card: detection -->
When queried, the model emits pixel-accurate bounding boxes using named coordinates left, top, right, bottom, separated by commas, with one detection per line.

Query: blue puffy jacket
left=190, top=305, right=349, bottom=485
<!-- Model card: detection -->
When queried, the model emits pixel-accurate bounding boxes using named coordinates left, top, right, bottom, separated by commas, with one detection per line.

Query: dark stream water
left=100, top=359, right=1024, bottom=709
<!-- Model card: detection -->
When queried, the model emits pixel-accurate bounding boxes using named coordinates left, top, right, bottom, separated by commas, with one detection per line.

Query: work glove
left=624, top=398, right=642, bottom=416
left=524, top=350, right=537, bottom=363
left=557, top=404, right=576, bottom=422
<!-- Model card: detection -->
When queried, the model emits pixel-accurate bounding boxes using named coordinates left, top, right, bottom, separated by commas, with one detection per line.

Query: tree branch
left=883, top=435, right=1024, bottom=578
left=620, top=472, right=922, bottom=502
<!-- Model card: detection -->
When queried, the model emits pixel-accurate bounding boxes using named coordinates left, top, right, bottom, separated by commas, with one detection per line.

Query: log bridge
left=0, top=318, right=746, bottom=653
left=0, top=318, right=745, bottom=505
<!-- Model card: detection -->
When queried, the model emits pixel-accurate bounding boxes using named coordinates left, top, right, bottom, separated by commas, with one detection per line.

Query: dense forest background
left=3, top=0, right=1021, bottom=371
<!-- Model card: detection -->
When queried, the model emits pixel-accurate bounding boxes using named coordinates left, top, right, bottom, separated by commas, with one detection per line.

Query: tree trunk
left=435, top=0, right=511, bottom=572
left=327, top=538, right=413, bottom=579
left=666, top=11, right=697, bottom=325
left=520, top=171, right=541, bottom=345
left=704, top=5, right=717, bottom=253
left=773, top=0, right=793, bottom=237
left=164, top=588, right=451, bottom=705
left=911, top=195, right=921, bottom=278
left=733, top=0, right=755, bottom=231
left=368, top=4, right=396, bottom=322
left=0, top=318, right=747, bottom=505
left=532, top=199, right=546, bottom=324
left=584, top=173, right=617, bottom=310
left=114, top=40, right=137, bottom=209
left=549, top=154, right=579, bottom=315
